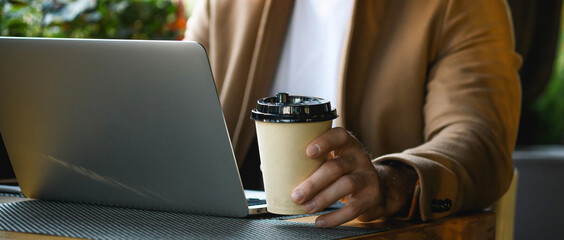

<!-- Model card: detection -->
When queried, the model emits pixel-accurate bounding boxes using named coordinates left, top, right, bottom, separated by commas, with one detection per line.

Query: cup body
left=250, top=92, right=337, bottom=215
left=254, top=120, right=332, bottom=214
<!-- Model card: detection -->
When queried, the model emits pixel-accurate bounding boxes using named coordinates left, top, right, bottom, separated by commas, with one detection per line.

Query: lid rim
left=251, top=111, right=338, bottom=123
left=250, top=93, right=338, bottom=123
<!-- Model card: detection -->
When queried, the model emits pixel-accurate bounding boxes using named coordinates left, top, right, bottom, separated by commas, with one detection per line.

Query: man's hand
left=290, top=127, right=418, bottom=228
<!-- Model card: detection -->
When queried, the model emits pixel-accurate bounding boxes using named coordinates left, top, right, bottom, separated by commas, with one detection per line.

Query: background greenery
left=0, top=0, right=189, bottom=40
left=534, top=10, right=564, bottom=144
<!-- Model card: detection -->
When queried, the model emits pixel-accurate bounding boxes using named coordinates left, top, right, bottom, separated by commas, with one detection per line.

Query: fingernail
left=307, top=144, right=320, bottom=157
left=315, top=219, right=326, bottom=228
left=291, top=188, right=304, bottom=202
left=304, top=200, right=316, bottom=213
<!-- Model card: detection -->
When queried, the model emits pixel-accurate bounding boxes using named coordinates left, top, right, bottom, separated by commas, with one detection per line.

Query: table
left=287, top=212, right=494, bottom=239
left=0, top=195, right=494, bottom=239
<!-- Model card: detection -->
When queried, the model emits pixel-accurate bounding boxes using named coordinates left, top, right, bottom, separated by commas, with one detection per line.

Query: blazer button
left=431, top=198, right=452, bottom=213
left=444, top=199, right=452, bottom=211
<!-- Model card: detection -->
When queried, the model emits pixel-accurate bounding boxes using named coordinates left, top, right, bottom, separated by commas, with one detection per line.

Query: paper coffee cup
left=250, top=92, right=338, bottom=215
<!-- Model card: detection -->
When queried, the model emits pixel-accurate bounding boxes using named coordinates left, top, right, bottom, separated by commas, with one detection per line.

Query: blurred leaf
left=0, top=0, right=188, bottom=39
left=534, top=6, right=564, bottom=144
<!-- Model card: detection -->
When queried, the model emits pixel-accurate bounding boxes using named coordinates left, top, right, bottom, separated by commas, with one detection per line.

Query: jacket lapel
left=340, top=0, right=386, bottom=132
left=232, top=0, right=294, bottom=164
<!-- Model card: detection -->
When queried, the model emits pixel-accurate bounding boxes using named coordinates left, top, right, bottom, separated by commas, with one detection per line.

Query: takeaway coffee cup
left=250, top=92, right=338, bottom=215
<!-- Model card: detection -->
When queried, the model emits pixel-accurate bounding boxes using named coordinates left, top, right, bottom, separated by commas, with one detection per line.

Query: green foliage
left=534, top=9, right=564, bottom=144
left=0, top=0, right=43, bottom=36
left=0, top=0, right=187, bottom=40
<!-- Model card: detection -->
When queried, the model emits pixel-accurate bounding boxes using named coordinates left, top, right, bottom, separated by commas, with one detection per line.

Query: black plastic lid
left=250, top=92, right=338, bottom=123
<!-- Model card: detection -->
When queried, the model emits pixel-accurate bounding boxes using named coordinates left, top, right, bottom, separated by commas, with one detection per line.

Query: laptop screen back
left=0, top=37, right=249, bottom=217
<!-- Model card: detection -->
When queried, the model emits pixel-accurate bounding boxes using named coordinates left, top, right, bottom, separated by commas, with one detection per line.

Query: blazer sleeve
left=373, top=0, right=522, bottom=221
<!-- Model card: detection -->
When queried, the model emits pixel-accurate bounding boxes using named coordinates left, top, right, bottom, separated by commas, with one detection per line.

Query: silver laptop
left=0, top=37, right=266, bottom=217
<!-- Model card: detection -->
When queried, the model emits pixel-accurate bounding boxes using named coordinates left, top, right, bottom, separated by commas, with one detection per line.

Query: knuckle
left=325, top=159, right=346, bottom=176
left=357, top=147, right=370, bottom=158
left=367, top=182, right=382, bottom=198
left=336, top=127, right=363, bottom=150
left=357, top=212, right=379, bottom=222
left=334, top=127, right=350, bottom=141
left=353, top=151, right=370, bottom=165
left=345, top=202, right=364, bottom=217
left=317, top=195, right=332, bottom=207
left=351, top=137, right=364, bottom=150
left=300, top=179, right=316, bottom=193
left=340, top=175, right=357, bottom=192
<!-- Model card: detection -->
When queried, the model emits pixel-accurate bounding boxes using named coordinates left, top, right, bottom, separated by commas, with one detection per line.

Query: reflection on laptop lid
left=0, top=37, right=266, bottom=217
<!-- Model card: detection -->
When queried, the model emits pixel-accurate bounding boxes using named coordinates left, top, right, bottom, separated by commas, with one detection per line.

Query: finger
left=357, top=207, right=386, bottom=222
left=291, top=156, right=356, bottom=204
left=306, top=127, right=360, bottom=158
left=314, top=198, right=371, bottom=228
left=302, top=172, right=367, bottom=214
left=356, top=192, right=387, bottom=222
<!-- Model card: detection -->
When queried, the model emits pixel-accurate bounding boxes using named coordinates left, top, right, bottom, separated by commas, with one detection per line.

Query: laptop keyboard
left=246, top=198, right=267, bottom=206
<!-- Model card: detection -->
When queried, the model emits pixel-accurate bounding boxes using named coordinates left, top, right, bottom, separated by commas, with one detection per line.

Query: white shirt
left=270, top=0, right=354, bottom=110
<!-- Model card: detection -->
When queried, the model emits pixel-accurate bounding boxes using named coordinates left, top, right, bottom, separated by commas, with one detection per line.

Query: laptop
left=0, top=37, right=267, bottom=217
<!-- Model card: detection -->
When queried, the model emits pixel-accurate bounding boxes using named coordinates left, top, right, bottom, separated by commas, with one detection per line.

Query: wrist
left=375, top=161, right=419, bottom=218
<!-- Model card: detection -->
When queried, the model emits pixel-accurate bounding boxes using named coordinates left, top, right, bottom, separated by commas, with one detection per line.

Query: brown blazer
left=186, top=0, right=521, bottom=221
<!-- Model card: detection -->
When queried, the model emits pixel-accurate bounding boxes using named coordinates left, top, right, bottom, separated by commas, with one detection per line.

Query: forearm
left=372, top=122, right=516, bottom=221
